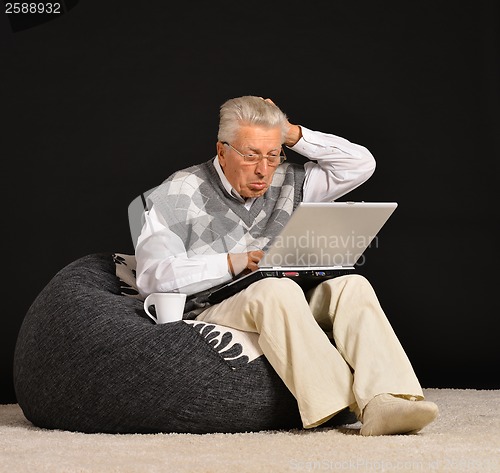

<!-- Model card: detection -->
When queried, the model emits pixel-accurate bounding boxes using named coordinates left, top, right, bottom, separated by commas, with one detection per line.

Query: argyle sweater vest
left=147, top=159, right=306, bottom=316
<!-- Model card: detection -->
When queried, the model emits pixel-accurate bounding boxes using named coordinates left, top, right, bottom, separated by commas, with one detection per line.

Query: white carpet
left=1, top=389, right=499, bottom=473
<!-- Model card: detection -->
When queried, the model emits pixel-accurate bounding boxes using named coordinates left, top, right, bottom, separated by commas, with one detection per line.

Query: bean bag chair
left=13, top=252, right=354, bottom=434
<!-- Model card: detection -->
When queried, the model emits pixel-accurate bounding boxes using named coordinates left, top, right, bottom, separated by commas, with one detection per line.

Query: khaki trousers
left=196, top=274, right=424, bottom=428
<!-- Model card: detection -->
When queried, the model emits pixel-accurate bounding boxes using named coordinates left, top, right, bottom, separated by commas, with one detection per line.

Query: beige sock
left=360, top=393, right=439, bottom=436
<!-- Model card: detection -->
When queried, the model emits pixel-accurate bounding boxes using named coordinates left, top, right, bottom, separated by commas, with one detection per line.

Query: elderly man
left=135, top=96, right=438, bottom=435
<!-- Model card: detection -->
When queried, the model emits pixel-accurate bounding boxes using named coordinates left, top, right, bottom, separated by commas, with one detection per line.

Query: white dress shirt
left=135, top=126, right=376, bottom=297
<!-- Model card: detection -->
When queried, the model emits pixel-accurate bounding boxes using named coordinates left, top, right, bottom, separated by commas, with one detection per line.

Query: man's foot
left=360, top=393, right=438, bottom=436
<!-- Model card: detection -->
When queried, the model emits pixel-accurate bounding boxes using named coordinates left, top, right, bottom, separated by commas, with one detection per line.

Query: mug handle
left=143, top=294, right=157, bottom=323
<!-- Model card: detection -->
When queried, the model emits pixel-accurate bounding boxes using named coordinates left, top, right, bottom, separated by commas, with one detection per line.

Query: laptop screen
left=259, top=202, right=398, bottom=268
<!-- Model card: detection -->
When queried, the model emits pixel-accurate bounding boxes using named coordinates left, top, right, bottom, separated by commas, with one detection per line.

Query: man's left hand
left=263, top=98, right=302, bottom=147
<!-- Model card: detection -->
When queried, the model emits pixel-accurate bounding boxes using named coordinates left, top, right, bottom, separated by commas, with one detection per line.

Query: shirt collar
left=213, top=156, right=257, bottom=207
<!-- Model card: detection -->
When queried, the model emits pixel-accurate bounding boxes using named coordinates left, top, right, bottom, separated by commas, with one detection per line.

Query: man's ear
left=216, top=141, right=226, bottom=168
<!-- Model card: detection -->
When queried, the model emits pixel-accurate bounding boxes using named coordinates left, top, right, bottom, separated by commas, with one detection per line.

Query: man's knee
left=250, top=277, right=304, bottom=300
left=344, top=273, right=372, bottom=287
left=243, top=278, right=308, bottom=318
left=319, top=274, right=378, bottom=303
left=246, top=278, right=312, bottom=329
left=326, top=273, right=372, bottom=290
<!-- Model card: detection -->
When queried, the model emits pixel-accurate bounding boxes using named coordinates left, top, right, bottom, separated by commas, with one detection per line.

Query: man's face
left=217, top=125, right=282, bottom=199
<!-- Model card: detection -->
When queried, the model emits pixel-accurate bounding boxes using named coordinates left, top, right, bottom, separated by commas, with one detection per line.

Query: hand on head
left=259, top=97, right=302, bottom=147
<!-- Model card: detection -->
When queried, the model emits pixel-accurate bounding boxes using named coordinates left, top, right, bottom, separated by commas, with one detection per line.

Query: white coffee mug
left=143, top=293, right=187, bottom=324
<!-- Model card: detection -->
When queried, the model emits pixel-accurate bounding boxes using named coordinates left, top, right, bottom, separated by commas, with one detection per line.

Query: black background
left=1, top=1, right=499, bottom=403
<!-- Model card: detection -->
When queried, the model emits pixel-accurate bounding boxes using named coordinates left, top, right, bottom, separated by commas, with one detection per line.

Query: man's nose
left=254, top=158, right=269, bottom=175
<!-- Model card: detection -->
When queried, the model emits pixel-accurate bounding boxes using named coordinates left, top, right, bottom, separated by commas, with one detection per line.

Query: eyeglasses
left=222, top=142, right=287, bottom=166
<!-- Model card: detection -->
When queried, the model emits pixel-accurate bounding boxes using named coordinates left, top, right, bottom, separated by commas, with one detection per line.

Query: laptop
left=206, top=201, right=398, bottom=304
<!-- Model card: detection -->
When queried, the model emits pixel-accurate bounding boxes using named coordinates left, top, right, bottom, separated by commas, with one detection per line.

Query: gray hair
left=217, top=96, right=289, bottom=143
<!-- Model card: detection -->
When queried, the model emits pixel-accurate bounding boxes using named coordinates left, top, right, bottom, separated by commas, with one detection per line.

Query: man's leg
left=307, top=274, right=438, bottom=435
left=196, top=277, right=356, bottom=428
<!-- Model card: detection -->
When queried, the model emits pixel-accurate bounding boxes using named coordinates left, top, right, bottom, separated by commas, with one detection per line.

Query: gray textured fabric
left=13, top=253, right=354, bottom=434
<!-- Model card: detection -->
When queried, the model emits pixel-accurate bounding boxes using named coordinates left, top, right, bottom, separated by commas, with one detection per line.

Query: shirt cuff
left=288, top=126, right=322, bottom=157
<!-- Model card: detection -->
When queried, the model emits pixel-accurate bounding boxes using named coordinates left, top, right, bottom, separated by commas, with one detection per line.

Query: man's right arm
left=135, top=207, right=263, bottom=297
left=135, top=206, right=233, bottom=297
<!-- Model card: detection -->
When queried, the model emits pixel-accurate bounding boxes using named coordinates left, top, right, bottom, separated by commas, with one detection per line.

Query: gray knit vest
left=147, top=159, right=306, bottom=317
